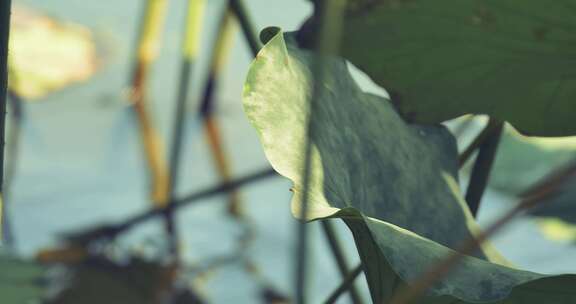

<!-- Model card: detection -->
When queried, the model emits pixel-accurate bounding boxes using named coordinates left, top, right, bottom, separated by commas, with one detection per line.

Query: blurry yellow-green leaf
left=8, top=6, right=98, bottom=100
left=537, top=218, right=576, bottom=243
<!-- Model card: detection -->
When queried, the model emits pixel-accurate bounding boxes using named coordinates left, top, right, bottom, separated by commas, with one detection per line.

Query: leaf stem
left=66, top=168, right=277, bottom=244
left=229, top=4, right=362, bottom=300
left=229, top=0, right=261, bottom=56
left=323, top=264, right=363, bottom=304
left=198, top=5, right=263, bottom=284
left=519, top=159, right=576, bottom=204
left=197, top=7, right=240, bottom=216
left=228, top=5, right=364, bottom=298
left=464, top=119, right=503, bottom=217
left=2, top=90, right=23, bottom=249
left=321, top=220, right=364, bottom=304
left=166, top=0, right=205, bottom=262
left=129, top=0, right=170, bottom=206
left=0, top=0, right=12, bottom=244
left=458, top=118, right=502, bottom=167
left=296, top=1, right=346, bottom=303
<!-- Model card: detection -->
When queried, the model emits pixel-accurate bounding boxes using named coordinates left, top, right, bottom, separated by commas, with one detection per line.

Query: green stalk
left=323, top=264, right=363, bottom=304
left=127, top=0, right=177, bottom=258
left=229, top=0, right=261, bottom=56
left=227, top=4, right=362, bottom=301
left=166, top=0, right=206, bottom=261
left=2, top=89, right=22, bottom=249
left=0, top=0, right=12, bottom=243
left=520, top=160, right=576, bottom=204
left=458, top=118, right=502, bottom=167
left=198, top=8, right=240, bottom=217
left=296, top=1, right=346, bottom=303
left=128, top=0, right=170, bottom=206
left=67, top=168, right=277, bottom=245
left=464, top=119, right=503, bottom=217
left=321, top=220, right=364, bottom=304
left=199, top=5, right=265, bottom=289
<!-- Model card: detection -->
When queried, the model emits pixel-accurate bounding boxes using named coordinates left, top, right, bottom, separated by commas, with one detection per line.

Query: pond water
left=6, top=0, right=576, bottom=303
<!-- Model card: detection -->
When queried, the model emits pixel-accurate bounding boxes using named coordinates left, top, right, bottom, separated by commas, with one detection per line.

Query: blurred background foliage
left=9, top=5, right=98, bottom=100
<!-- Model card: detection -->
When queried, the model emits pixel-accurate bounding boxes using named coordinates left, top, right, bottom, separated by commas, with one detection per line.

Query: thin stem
left=323, top=264, right=363, bottom=304
left=520, top=159, right=576, bottom=203
left=66, top=168, right=277, bottom=244
left=465, top=120, right=503, bottom=217
left=169, top=0, right=204, bottom=196
left=321, top=220, right=364, bottom=304
left=198, top=7, right=240, bottom=216
left=296, top=2, right=346, bottom=303
left=2, top=90, right=23, bottom=249
left=206, top=0, right=260, bottom=215
left=229, top=4, right=361, bottom=301
left=458, top=118, right=502, bottom=167
left=197, top=7, right=231, bottom=118
left=389, top=194, right=541, bottom=304
left=204, top=117, right=244, bottom=216
left=0, top=0, right=12, bottom=243
left=194, top=3, right=269, bottom=289
left=201, top=2, right=280, bottom=291
left=166, top=0, right=205, bottom=262
left=127, top=0, right=175, bottom=258
left=128, top=0, right=170, bottom=206
left=199, top=6, right=235, bottom=120
left=229, top=0, right=261, bottom=56
left=183, top=216, right=254, bottom=277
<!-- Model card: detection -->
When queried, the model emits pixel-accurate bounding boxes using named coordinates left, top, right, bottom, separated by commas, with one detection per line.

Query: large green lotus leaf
left=243, top=29, right=576, bottom=303
left=0, top=253, right=45, bottom=303
left=245, top=29, right=495, bottom=258
left=298, top=0, right=576, bottom=137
